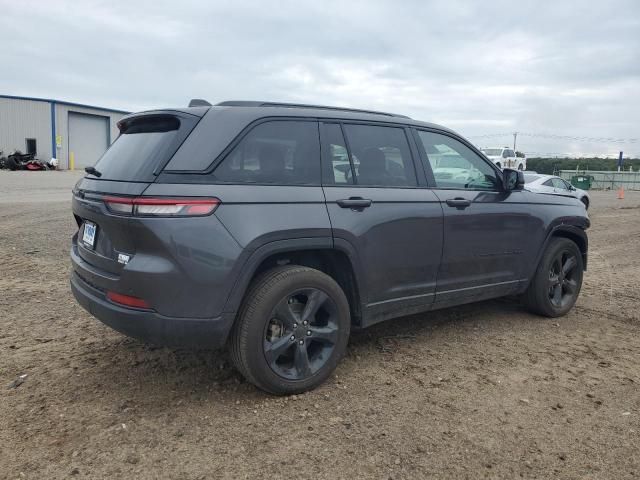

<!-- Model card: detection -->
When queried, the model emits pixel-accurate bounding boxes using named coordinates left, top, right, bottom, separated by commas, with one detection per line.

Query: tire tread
left=229, top=265, right=349, bottom=394
left=523, top=237, right=583, bottom=317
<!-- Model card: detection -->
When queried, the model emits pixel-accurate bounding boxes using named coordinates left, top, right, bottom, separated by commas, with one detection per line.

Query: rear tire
left=523, top=238, right=583, bottom=317
left=230, top=265, right=351, bottom=395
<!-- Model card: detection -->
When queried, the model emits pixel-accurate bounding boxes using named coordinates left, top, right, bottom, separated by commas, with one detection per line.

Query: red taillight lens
left=104, top=196, right=220, bottom=217
left=107, top=291, right=152, bottom=309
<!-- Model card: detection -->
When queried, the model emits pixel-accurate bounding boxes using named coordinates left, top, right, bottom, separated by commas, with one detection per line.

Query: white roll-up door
left=68, top=112, right=109, bottom=168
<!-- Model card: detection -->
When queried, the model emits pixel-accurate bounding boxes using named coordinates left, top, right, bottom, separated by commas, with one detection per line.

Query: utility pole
left=513, top=132, right=518, bottom=151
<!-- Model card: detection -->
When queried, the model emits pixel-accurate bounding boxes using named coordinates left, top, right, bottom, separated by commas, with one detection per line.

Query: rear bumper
left=70, top=272, right=234, bottom=349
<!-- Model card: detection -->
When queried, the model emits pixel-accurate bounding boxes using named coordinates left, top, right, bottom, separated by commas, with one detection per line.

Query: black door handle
left=445, top=198, right=471, bottom=209
left=337, top=197, right=372, bottom=209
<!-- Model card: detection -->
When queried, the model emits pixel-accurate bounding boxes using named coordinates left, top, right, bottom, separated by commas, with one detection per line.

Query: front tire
left=523, top=238, right=583, bottom=317
left=230, top=266, right=351, bottom=395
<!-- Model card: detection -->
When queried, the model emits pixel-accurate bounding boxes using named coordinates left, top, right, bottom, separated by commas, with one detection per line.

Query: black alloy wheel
left=263, top=288, right=339, bottom=380
left=548, top=250, right=580, bottom=308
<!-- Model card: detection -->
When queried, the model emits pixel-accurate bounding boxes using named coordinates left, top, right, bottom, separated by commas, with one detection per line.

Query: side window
left=212, top=121, right=320, bottom=185
left=543, top=179, right=554, bottom=187
left=323, top=123, right=353, bottom=185
left=502, top=149, right=509, bottom=158
left=341, top=124, right=417, bottom=187
left=416, top=131, right=499, bottom=190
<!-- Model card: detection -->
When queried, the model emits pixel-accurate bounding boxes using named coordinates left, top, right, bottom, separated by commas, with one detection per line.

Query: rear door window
left=92, top=114, right=198, bottom=182
left=323, top=123, right=354, bottom=185
left=341, top=124, right=417, bottom=187
left=212, top=120, right=320, bottom=185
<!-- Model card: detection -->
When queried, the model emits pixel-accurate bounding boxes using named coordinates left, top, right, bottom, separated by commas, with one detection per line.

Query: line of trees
left=526, top=157, right=640, bottom=175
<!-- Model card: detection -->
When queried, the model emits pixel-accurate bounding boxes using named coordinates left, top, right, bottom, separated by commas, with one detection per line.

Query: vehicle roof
left=142, top=101, right=465, bottom=172
left=127, top=101, right=456, bottom=134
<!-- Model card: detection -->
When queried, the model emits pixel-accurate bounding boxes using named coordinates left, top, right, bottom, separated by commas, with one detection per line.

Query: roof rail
left=188, top=98, right=212, bottom=107
left=215, top=100, right=410, bottom=119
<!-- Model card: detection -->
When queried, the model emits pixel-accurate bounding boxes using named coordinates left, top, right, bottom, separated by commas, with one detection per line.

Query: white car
left=524, top=174, right=591, bottom=210
left=481, top=147, right=526, bottom=170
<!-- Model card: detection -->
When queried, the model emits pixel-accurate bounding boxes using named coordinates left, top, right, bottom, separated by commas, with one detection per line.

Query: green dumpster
left=570, top=175, right=594, bottom=190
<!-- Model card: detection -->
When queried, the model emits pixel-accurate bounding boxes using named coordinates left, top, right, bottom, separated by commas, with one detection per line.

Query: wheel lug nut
left=303, top=320, right=308, bottom=326
left=293, top=323, right=298, bottom=328
left=290, top=335, right=295, bottom=341
left=299, top=339, right=304, bottom=345
left=306, top=330, right=311, bottom=336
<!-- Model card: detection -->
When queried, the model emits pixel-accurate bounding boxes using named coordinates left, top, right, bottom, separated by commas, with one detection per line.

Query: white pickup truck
left=480, top=147, right=526, bottom=170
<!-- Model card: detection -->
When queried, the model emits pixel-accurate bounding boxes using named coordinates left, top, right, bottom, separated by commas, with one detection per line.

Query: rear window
left=92, top=114, right=198, bottom=182
left=211, top=120, right=320, bottom=185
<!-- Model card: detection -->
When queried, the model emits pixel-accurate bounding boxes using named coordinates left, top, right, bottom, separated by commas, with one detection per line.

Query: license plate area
left=82, top=221, right=97, bottom=248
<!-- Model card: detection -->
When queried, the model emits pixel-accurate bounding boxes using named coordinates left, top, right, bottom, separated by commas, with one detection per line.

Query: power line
left=524, top=152, right=640, bottom=158
left=467, top=131, right=639, bottom=144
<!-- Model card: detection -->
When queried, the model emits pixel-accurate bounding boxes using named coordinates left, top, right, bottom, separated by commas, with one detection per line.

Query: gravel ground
left=1, top=171, right=639, bottom=479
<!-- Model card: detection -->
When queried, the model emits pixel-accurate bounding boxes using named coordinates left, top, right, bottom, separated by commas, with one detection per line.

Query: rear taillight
left=104, top=196, right=220, bottom=217
left=107, top=291, right=152, bottom=309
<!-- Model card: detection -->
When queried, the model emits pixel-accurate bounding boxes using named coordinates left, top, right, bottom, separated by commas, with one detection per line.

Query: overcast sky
left=2, top=0, right=639, bottom=157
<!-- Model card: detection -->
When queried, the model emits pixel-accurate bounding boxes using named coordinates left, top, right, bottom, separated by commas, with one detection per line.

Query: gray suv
left=70, top=101, right=589, bottom=394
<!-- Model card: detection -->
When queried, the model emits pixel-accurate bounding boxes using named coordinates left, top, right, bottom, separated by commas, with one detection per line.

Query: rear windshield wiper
left=84, top=166, right=102, bottom=178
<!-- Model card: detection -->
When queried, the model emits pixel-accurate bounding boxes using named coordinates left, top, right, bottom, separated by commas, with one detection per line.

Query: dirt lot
left=1, top=171, right=639, bottom=479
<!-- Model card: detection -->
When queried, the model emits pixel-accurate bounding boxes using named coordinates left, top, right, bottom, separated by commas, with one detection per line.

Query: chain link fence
left=558, top=170, right=640, bottom=190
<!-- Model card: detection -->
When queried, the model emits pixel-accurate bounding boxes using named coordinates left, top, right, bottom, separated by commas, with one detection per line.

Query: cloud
left=1, top=0, right=638, bottom=156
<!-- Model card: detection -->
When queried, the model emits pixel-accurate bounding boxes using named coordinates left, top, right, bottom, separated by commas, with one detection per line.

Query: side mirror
left=503, top=168, right=524, bottom=191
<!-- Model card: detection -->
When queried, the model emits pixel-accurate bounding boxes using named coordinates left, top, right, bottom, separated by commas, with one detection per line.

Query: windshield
left=481, top=148, right=503, bottom=156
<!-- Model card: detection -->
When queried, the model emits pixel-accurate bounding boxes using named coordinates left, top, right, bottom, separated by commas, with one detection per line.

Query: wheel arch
left=541, top=225, right=589, bottom=273
left=580, top=195, right=590, bottom=209
left=223, top=238, right=364, bottom=327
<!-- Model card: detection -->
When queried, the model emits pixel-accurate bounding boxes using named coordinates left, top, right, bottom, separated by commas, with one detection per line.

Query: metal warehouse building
left=0, top=95, right=128, bottom=170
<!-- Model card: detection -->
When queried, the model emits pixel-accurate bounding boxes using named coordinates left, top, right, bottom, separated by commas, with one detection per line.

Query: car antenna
left=188, top=99, right=212, bottom=107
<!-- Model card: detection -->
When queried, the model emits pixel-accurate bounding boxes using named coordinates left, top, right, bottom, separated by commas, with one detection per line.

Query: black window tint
left=94, top=115, right=197, bottom=182
left=416, top=131, right=498, bottom=190
left=212, top=121, right=320, bottom=185
left=342, top=124, right=416, bottom=187
left=323, top=124, right=354, bottom=185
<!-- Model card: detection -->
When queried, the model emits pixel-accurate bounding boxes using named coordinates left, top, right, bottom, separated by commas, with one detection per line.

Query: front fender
left=529, top=223, right=589, bottom=283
